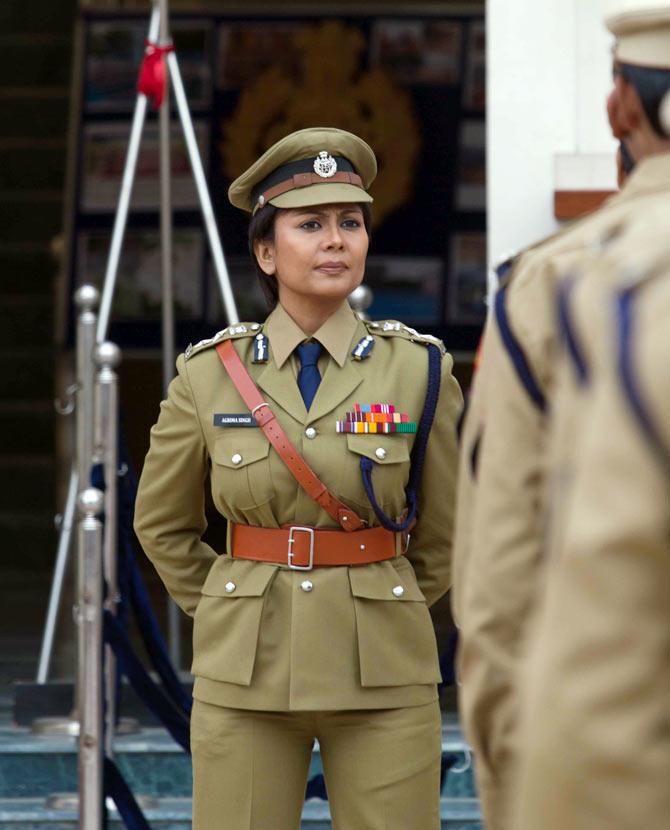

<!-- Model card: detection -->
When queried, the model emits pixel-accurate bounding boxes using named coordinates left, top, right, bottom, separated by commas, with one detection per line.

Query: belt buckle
left=287, top=526, right=315, bottom=570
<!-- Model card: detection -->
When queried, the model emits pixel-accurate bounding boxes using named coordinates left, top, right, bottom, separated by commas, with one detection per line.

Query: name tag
left=213, top=414, right=258, bottom=428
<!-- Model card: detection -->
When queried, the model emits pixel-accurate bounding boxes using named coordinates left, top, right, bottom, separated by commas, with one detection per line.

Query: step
left=0, top=724, right=477, bottom=801
left=0, top=91, right=69, bottom=143
left=0, top=142, right=67, bottom=192
left=0, top=298, right=53, bottom=349
left=0, top=37, right=72, bottom=88
left=0, top=797, right=483, bottom=828
left=0, top=403, right=54, bottom=455
left=0, top=350, right=53, bottom=400
left=0, top=511, right=56, bottom=572
left=0, top=0, right=76, bottom=35
left=0, top=457, right=54, bottom=511
left=0, top=199, right=63, bottom=244
left=0, top=244, right=56, bottom=295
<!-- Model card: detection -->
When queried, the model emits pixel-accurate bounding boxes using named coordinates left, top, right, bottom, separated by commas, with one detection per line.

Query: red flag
left=137, top=40, right=174, bottom=110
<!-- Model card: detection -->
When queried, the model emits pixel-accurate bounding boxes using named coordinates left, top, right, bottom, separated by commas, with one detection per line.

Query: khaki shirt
left=515, top=217, right=670, bottom=830
left=452, top=153, right=670, bottom=830
left=134, top=301, right=463, bottom=711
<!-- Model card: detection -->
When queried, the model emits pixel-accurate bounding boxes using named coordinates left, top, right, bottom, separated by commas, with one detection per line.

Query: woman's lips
left=315, top=262, right=348, bottom=273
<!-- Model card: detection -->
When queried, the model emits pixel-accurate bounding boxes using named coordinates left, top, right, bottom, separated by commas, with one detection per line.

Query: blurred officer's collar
left=606, top=0, right=670, bottom=68
left=266, top=302, right=360, bottom=368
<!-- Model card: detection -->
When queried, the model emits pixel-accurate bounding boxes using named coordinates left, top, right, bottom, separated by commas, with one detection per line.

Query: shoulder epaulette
left=184, top=323, right=261, bottom=361
left=365, top=320, right=446, bottom=354
left=494, top=225, right=572, bottom=289
left=493, top=250, right=522, bottom=286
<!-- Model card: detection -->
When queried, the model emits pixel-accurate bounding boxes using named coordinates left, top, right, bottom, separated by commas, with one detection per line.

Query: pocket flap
left=213, top=433, right=270, bottom=469
left=345, top=434, right=410, bottom=465
left=348, top=559, right=425, bottom=602
left=201, top=558, right=277, bottom=597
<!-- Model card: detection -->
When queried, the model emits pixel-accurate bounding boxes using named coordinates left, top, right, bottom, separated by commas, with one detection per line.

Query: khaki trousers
left=190, top=699, right=442, bottom=830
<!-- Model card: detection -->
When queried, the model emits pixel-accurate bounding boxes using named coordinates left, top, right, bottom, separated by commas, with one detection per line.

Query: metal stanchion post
left=77, top=487, right=105, bottom=830
left=94, top=342, right=138, bottom=753
left=33, top=285, right=99, bottom=736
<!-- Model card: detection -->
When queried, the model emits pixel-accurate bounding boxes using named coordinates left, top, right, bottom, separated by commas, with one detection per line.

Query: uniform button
left=231, top=453, right=243, bottom=465
left=305, top=427, right=317, bottom=439
left=392, top=585, right=404, bottom=597
left=225, top=581, right=236, bottom=593
left=301, top=580, right=314, bottom=592
left=375, top=447, right=387, bottom=460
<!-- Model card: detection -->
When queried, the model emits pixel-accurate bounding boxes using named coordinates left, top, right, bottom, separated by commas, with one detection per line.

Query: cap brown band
left=257, top=171, right=364, bottom=209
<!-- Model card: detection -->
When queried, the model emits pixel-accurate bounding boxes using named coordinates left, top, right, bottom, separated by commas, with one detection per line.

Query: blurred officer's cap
left=606, top=0, right=670, bottom=68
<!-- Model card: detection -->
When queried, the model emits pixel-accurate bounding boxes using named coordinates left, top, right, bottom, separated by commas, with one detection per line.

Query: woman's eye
left=300, top=220, right=321, bottom=230
left=342, top=219, right=361, bottom=229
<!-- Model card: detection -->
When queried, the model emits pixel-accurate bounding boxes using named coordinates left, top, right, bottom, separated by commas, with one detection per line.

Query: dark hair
left=248, top=202, right=373, bottom=309
left=618, top=62, right=670, bottom=138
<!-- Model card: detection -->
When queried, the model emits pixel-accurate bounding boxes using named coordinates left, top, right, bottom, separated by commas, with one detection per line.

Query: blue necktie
left=297, top=342, right=323, bottom=410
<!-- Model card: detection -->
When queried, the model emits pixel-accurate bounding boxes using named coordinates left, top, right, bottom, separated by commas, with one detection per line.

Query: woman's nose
left=324, top=221, right=344, bottom=248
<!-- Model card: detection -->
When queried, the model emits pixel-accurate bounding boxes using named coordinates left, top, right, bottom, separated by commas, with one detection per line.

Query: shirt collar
left=620, top=152, right=670, bottom=201
left=265, top=301, right=361, bottom=368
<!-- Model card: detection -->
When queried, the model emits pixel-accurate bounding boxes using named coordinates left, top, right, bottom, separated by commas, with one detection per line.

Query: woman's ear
left=253, top=239, right=276, bottom=276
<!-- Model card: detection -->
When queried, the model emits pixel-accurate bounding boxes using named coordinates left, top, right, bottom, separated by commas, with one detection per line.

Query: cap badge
left=313, top=151, right=338, bottom=178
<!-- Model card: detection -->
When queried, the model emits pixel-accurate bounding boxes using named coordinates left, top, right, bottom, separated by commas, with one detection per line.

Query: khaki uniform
left=452, top=154, right=670, bottom=830
left=515, top=191, right=670, bottom=830
left=134, top=300, right=462, bottom=828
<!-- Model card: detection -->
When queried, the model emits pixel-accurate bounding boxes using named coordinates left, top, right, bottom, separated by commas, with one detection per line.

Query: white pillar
left=487, top=0, right=617, bottom=273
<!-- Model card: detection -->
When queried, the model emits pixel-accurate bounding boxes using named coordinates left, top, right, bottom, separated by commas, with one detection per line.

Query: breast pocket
left=348, top=557, right=441, bottom=688
left=191, top=558, right=277, bottom=686
left=212, top=432, right=275, bottom=510
left=341, top=434, right=411, bottom=513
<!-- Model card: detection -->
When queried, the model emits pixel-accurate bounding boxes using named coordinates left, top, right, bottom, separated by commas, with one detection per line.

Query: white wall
left=487, top=0, right=617, bottom=274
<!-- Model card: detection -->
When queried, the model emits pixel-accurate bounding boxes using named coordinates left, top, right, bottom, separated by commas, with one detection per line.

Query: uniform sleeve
left=516, top=290, right=670, bottom=830
left=451, top=317, right=493, bottom=627
left=454, top=263, right=555, bottom=830
left=406, top=351, right=463, bottom=607
left=134, top=354, right=217, bottom=617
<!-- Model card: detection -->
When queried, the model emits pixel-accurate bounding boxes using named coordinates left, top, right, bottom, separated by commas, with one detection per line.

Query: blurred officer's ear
left=617, top=63, right=670, bottom=138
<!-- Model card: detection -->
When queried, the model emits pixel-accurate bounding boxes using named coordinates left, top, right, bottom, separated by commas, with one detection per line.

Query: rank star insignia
left=313, top=151, right=337, bottom=178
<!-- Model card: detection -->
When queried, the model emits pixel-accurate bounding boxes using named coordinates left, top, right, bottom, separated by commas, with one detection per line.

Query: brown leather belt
left=230, top=522, right=398, bottom=570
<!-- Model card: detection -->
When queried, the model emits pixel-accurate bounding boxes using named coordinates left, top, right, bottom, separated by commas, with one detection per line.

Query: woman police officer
left=134, top=127, right=463, bottom=830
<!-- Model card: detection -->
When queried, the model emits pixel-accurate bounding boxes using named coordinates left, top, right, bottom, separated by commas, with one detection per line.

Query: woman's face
left=254, top=204, right=369, bottom=307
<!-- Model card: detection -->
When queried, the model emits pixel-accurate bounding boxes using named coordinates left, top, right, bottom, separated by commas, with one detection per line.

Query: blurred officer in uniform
left=451, top=2, right=670, bottom=827
left=513, top=4, right=670, bottom=829
left=134, top=127, right=463, bottom=830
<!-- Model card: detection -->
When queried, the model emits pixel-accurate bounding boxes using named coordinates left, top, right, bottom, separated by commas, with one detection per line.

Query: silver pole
left=94, top=342, right=121, bottom=757
left=167, top=51, right=239, bottom=323
left=158, top=0, right=182, bottom=670
left=77, top=487, right=105, bottom=830
left=32, top=290, right=98, bottom=731
left=75, top=285, right=99, bottom=488
left=36, top=467, right=79, bottom=683
left=96, top=6, right=161, bottom=344
left=75, top=284, right=99, bottom=725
